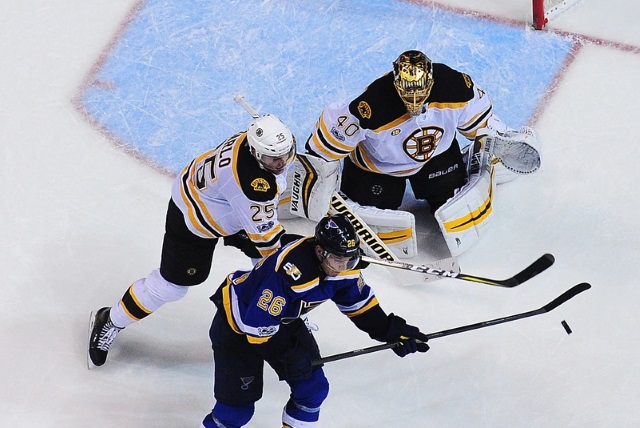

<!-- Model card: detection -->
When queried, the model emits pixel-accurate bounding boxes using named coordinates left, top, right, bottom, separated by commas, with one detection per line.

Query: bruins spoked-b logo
left=403, top=126, right=443, bottom=162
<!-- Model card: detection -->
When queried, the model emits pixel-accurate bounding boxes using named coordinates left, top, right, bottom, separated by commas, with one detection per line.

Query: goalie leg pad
left=289, top=153, right=340, bottom=221
left=493, top=160, right=519, bottom=184
left=435, top=163, right=496, bottom=257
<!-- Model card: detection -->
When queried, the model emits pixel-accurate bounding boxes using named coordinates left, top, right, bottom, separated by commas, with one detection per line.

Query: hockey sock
left=109, top=269, right=188, bottom=328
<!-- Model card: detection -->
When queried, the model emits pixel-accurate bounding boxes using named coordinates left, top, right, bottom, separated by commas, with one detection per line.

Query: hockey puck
left=561, top=320, right=572, bottom=335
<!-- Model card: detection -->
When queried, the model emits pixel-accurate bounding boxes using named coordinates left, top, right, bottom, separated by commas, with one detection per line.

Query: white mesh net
left=544, top=0, right=581, bottom=19
left=533, top=0, right=583, bottom=29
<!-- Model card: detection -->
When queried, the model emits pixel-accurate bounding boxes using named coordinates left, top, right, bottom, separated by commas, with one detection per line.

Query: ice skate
left=87, top=307, right=123, bottom=369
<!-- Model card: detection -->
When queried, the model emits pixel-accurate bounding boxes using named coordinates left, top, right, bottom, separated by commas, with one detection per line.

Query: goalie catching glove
left=487, top=125, right=542, bottom=175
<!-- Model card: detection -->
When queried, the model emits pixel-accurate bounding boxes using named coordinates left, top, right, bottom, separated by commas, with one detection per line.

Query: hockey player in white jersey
left=88, top=113, right=297, bottom=368
left=299, top=50, right=541, bottom=256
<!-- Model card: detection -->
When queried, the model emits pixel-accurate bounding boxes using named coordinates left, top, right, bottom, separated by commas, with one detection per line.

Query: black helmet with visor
left=314, top=214, right=361, bottom=271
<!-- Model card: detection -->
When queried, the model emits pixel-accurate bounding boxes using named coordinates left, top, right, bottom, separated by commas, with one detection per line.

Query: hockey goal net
left=532, top=0, right=583, bottom=29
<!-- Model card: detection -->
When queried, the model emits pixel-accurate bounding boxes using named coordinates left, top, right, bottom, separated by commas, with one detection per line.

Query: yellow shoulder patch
left=462, top=73, right=472, bottom=88
left=358, top=101, right=372, bottom=119
left=251, top=178, right=270, bottom=192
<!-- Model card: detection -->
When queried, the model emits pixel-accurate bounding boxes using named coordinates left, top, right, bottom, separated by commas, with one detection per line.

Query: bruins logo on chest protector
left=403, top=126, right=443, bottom=162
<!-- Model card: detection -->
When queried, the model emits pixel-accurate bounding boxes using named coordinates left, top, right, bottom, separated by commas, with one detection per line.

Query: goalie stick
left=313, top=282, right=591, bottom=365
left=360, top=253, right=554, bottom=287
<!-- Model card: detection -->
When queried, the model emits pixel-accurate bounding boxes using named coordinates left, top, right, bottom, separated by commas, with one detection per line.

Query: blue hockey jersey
left=215, top=237, right=381, bottom=345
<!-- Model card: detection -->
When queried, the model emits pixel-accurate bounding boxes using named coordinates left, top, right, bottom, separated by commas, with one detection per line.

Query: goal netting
left=532, top=0, right=584, bottom=29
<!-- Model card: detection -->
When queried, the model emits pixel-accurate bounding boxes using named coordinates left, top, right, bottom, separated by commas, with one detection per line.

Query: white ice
left=1, top=1, right=639, bottom=427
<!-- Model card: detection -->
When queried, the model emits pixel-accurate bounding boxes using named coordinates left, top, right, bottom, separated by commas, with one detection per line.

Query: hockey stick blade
left=312, top=281, right=590, bottom=366
left=361, top=253, right=555, bottom=287
left=542, top=282, right=591, bottom=312
left=424, top=282, right=591, bottom=340
left=482, top=253, right=555, bottom=287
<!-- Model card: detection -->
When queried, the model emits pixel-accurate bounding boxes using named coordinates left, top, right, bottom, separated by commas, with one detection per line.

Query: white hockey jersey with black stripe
left=171, top=131, right=287, bottom=258
left=307, top=63, right=506, bottom=177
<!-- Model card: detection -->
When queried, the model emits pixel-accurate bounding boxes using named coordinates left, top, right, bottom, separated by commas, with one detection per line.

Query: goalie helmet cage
left=532, top=0, right=583, bottom=30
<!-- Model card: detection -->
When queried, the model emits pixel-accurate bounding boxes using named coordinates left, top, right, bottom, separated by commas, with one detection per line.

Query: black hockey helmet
left=314, top=214, right=360, bottom=259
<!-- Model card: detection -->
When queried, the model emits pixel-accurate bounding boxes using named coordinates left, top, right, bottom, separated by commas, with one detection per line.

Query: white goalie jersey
left=290, top=63, right=542, bottom=261
left=306, top=64, right=507, bottom=177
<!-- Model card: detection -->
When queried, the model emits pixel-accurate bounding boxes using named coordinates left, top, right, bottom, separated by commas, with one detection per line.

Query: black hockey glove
left=383, top=314, right=430, bottom=358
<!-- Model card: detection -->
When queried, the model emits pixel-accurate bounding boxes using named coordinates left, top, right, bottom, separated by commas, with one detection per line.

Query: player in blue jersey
left=201, top=214, right=430, bottom=428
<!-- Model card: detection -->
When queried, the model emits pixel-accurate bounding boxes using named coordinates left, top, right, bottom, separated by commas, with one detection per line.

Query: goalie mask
left=393, top=50, right=434, bottom=117
left=247, top=114, right=296, bottom=175
left=315, top=214, right=361, bottom=274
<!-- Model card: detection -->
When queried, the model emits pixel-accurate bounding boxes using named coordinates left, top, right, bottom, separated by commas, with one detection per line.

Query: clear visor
left=259, top=145, right=296, bottom=174
left=323, top=251, right=361, bottom=273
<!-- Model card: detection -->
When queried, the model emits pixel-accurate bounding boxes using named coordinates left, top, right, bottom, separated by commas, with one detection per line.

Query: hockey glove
left=384, top=314, right=430, bottom=358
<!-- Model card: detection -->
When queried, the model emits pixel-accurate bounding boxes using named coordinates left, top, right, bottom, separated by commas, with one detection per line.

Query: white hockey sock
left=109, top=269, right=188, bottom=328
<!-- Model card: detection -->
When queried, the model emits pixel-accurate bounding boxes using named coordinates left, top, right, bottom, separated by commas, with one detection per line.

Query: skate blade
left=87, top=310, right=97, bottom=370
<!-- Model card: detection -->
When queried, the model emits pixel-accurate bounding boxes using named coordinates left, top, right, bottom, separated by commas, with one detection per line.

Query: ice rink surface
left=1, top=1, right=639, bottom=427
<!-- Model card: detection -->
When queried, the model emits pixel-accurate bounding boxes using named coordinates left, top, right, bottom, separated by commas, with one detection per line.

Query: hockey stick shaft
left=234, top=94, right=260, bottom=118
left=329, top=191, right=399, bottom=262
left=361, top=253, right=555, bottom=287
left=313, top=282, right=591, bottom=365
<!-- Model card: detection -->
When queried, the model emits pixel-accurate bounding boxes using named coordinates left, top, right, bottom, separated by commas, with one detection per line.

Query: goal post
left=532, top=0, right=584, bottom=30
